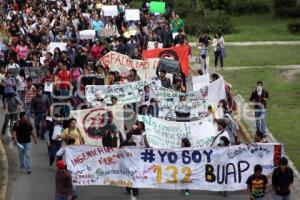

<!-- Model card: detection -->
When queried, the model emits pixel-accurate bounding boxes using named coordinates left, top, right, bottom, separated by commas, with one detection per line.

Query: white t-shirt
left=16, top=75, right=26, bottom=91
left=211, top=130, right=230, bottom=147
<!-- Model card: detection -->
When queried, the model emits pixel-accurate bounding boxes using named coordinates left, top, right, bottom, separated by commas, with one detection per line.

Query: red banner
left=142, top=45, right=190, bottom=76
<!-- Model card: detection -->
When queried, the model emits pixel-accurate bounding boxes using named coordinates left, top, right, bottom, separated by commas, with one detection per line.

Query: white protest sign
left=85, top=80, right=161, bottom=105
left=40, top=56, right=46, bottom=65
left=48, top=42, right=67, bottom=54
left=70, top=106, right=124, bottom=146
left=125, top=9, right=140, bottom=21
left=44, top=81, right=53, bottom=92
left=192, top=74, right=210, bottom=91
left=102, top=5, right=118, bottom=16
left=100, top=51, right=159, bottom=80
left=139, top=115, right=216, bottom=148
left=147, top=41, right=163, bottom=50
left=79, top=30, right=96, bottom=40
left=65, top=143, right=283, bottom=191
left=207, top=77, right=226, bottom=106
left=52, top=125, right=63, bottom=140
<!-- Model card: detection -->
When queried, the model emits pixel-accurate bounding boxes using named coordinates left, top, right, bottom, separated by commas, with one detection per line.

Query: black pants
left=126, top=187, right=139, bottom=197
left=214, top=51, right=224, bottom=68
left=2, top=113, right=18, bottom=136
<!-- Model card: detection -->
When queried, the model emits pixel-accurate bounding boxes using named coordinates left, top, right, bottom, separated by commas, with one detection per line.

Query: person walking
left=272, top=157, right=294, bottom=200
left=55, top=160, right=73, bottom=200
left=12, top=112, right=37, bottom=174
left=120, top=133, right=139, bottom=200
left=250, top=81, right=269, bottom=136
left=61, top=118, right=85, bottom=145
left=31, top=86, right=50, bottom=139
left=2, top=92, right=23, bottom=136
left=212, top=32, right=225, bottom=69
left=198, top=32, right=212, bottom=74
left=246, top=164, right=268, bottom=200
left=181, top=138, right=191, bottom=196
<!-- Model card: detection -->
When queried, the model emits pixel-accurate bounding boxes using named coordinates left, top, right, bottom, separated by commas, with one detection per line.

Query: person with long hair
left=16, top=69, right=26, bottom=103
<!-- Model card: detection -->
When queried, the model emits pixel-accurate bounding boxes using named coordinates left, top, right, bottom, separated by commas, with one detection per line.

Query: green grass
left=192, top=45, right=300, bottom=67
left=226, top=13, right=300, bottom=42
left=220, top=68, right=300, bottom=171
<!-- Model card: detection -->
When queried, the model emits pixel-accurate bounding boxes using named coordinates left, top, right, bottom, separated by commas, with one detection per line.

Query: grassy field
left=192, top=45, right=300, bottom=67
left=221, top=68, right=300, bottom=171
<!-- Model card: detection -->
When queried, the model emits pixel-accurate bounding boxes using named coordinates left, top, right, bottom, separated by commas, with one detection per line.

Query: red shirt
left=57, top=70, right=70, bottom=90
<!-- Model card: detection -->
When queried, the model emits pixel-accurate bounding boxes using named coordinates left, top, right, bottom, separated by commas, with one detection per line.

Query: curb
left=0, top=139, right=8, bottom=200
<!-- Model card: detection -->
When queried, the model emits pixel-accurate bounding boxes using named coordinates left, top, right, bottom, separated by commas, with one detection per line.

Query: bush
left=230, top=0, right=270, bottom=16
left=275, top=6, right=300, bottom=18
left=185, top=15, right=234, bottom=35
left=287, top=20, right=300, bottom=34
left=274, top=0, right=296, bottom=9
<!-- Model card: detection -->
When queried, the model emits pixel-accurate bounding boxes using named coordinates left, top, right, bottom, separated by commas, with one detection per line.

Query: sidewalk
left=190, top=41, right=300, bottom=46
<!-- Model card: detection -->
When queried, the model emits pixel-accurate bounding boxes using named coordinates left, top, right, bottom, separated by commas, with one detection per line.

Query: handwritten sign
left=65, top=143, right=282, bottom=191
left=158, top=58, right=180, bottom=74
left=79, top=30, right=96, bottom=40
left=125, top=9, right=140, bottom=21
left=100, top=51, right=159, bottom=80
left=85, top=80, right=161, bottom=105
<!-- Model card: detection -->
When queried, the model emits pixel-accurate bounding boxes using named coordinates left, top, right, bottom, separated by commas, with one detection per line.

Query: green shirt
left=171, top=19, right=184, bottom=33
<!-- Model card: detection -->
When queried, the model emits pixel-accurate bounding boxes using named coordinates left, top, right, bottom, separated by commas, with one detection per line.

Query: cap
left=56, top=160, right=65, bottom=169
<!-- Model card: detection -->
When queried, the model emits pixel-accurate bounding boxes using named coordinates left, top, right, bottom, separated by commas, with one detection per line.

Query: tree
left=202, top=0, right=231, bottom=20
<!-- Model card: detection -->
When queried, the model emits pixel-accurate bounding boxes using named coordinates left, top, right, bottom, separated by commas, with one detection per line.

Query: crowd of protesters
left=0, top=0, right=294, bottom=200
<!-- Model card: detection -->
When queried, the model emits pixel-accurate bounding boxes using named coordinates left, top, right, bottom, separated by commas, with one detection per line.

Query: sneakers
left=184, top=191, right=190, bottom=196
left=26, top=171, right=31, bottom=174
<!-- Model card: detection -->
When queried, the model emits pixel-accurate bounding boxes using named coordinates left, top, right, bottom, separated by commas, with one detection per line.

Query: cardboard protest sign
left=66, top=143, right=283, bottom=191
left=100, top=51, right=159, bottom=80
left=70, top=106, right=124, bottom=146
left=150, top=1, right=166, bottom=14
left=85, top=80, right=161, bottom=105
left=139, top=115, right=217, bottom=148
left=125, top=9, right=140, bottom=21
left=99, top=28, right=118, bottom=37
left=192, top=74, right=210, bottom=91
left=158, top=58, right=180, bottom=74
left=143, top=45, right=190, bottom=76
left=79, top=30, right=96, bottom=40
left=48, top=42, right=67, bottom=54
left=102, top=5, right=118, bottom=16
left=147, top=41, right=163, bottom=50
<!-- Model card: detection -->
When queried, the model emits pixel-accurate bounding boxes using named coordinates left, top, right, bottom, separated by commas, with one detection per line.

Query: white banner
left=85, top=80, right=161, bottom=105
left=79, top=30, right=96, bottom=40
left=147, top=41, right=163, bottom=50
left=207, top=77, right=226, bottom=106
left=102, top=5, right=118, bottom=16
left=125, top=9, right=140, bottom=21
left=139, top=115, right=217, bottom=148
left=65, top=143, right=283, bottom=191
left=70, top=106, right=124, bottom=145
left=100, top=51, right=159, bottom=80
left=192, top=74, right=210, bottom=91
left=48, top=42, right=67, bottom=54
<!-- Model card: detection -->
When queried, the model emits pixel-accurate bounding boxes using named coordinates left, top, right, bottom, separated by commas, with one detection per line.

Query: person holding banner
left=120, top=133, right=139, bottom=200
left=61, top=118, right=85, bottom=145
left=246, top=164, right=268, bottom=200
left=181, top=138, right=191, bottom=196
left=211, top=119, right=230, bottom=147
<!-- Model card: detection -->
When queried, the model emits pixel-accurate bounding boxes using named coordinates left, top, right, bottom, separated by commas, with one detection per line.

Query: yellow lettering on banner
left=166, top=166, right=178, bottom=184
left=155, top=165, right=192, bottom=184
left=181, top=167, right=192, bottom=183
left=155, top=165, right=162, bottom=184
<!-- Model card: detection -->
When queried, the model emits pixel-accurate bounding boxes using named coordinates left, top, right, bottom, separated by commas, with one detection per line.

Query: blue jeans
left=254, top=109, right=267, bottom=135
left=274, top=195, right=290, bottom=200
left=34, top=113, right=44, bottom=138
left=55, top=196, right=68, bottom=200
left=25, top=103, right=31, bottom=117
left=17, top=142, right=32, bottom=172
